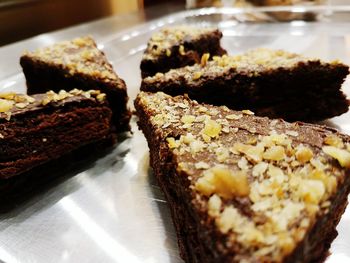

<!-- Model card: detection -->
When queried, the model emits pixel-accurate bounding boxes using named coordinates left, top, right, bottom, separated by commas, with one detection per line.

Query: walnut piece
left=195, top=166, right=250, bottom=199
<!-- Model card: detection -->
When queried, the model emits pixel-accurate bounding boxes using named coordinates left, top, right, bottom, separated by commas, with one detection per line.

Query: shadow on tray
left=146, top=166, right=182, bottom=263
left=0, top=133, right=130, bottom=215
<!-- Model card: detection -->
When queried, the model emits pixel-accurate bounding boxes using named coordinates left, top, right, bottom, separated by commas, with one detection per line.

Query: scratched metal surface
left=0, top=7, right=349, bottom=263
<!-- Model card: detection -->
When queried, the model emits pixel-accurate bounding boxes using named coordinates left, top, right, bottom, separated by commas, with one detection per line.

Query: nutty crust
left=141, top=48, right=350, bottom=122
left=20, top=36, right=131, bottom=132
left=135, top=91, right=350, bottom=263
left=140, top=26, right=227, bottom=78
left=0, top=90, right=113, bottom=180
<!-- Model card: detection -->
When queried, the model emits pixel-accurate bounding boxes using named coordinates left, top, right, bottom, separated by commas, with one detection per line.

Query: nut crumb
left=201, top=53, right=210, bottom=67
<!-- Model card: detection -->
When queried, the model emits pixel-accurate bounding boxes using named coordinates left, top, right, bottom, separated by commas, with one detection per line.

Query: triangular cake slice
left=140, top=25, right=226, bottom=78
left=141, top=48, right=349, bottom=122
left=20, top=36, right=131, bottom=132
left=135, top=91, right=350, bottom=262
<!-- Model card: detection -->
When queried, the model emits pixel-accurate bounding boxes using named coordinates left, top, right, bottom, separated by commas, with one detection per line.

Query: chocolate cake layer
left=0, top=89, right=112, bottom=180
left=140, top=26, right=226, bottom=78
left=20, top=36, right=131, bottom=132
left=135, top=91, right=350, bottom=263
left=141, top=48, right=349, bottom=122
left=0, top=137, right=113, bottom=203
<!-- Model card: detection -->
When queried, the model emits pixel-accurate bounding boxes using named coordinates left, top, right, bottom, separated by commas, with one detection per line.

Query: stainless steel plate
left=0, top=8, right=350, bottom=263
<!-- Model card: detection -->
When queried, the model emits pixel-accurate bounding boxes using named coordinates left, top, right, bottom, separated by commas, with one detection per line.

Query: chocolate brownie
left=20, top=36, right=131, bottom=132
left=135, top=91, right=350, bottom=263
left=140, top=26, right=226, bottom=78
left=141, top=48, right=349, bottom=122
left=0, top=89, right=112, bottom=180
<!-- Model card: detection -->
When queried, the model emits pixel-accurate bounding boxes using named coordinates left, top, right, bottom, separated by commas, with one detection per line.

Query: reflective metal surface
left=0, top=7, right=350, bottom=263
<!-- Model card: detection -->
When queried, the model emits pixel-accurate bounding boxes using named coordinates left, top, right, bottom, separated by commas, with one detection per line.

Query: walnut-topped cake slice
left=140, top=25, right=226, bottom=78
left=20, top=36, right=131, bottom=132
left=135, top=91, right=350, bottom=263
left=0, top=89, right=112, bottom=182
left=141, top=48, right=349, bottom=122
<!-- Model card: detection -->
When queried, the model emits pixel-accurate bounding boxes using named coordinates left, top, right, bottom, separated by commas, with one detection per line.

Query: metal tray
left=0, top=7, right=350, bottom=263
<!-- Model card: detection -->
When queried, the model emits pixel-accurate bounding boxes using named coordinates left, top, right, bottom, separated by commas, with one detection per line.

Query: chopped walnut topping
left=324, top=134, right=344, bottom=148
left=155, top=72, right=164, bottom=78
left=242, top=109, right=254, bottom=115
left=237, top=157, right=249, bottom=170
left=298, top=179, right=325, bottom=204
left=5, top=112, right=11, bottom=121
left=202, top=119, right=221, bottom=138
left=252, top=162, right=268, bottom=177
left=195, top=166, right=250, bottom=199
left=72, top=37, right=87, bottom=47
left=286, top=130, right=299, bottom=137
left=96, top=93, right=106, bottom=102
left=226, top=114, right=243, bottom=120
left=233, top=142, right=264, bottom=163
left=15, top=103, right=28, bottom=109
left=0, top=93, right=37, bottom=115
left=310, top=158, right=326, bottom=171
left=201, top=53, right=210, bottom=67
left=181, top=115, right=195, bottom=124
left=42, top=90, right=74, bottom=105
left=192, top=72, right=202, bottom=80
left=179, top=45, right=185, bottom=56
left=195, top=161, right=210, bottom=169
left=24, top=36, right=119, bottom=82
left=189, top=139, right=205, bottom=154
left=263, top=145, right=286, bottom=161
left=26, top=95, right=36, bottom=103
left=215, top=148, right=230, bottom=163
left=0, top=99, right=14, bottom=113
left=217, top=206, right=237, bottom=233
left=295, top=145, right=313, bottom=163
left=322, top=146, right=350, bottom=168
left=0, top=93, right=16, bottom=100
left=222, top=126, right=230, bottom=134
left=267, top=164, right=285, bottom=183
left=265, top=132, right=291, bottom=146
left=310, top=169, right=337, bottom=194
left=167, top=137, right=179, bottom=149
left=208, top=194, right=222, bottom=217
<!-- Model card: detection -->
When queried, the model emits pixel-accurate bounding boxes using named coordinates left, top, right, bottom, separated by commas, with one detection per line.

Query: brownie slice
left=140, top=26, right=226, bottom=78
left=20, top=36, right=131, bottom=132
left=135, top=91, right=350, bottom=263
left=141, top=48, right=349, bottom=122
left=0, top=89, right=112, bottom=180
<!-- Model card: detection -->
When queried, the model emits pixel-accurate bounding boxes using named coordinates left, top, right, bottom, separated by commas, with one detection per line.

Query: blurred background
left=0, top=0, right=347, bottom=47
left=0, top=0, right=185, bottom=46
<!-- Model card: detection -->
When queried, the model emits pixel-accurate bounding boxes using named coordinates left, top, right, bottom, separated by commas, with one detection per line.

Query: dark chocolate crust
left=141, top=49, right=350, bottom=122
left=20, top=36, right=131, bottom=132
left=0, top=91, right=113, bottom=180
left=140, top=27, right=227, bottom=78
left=135, top=91, right=350, bottom=263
